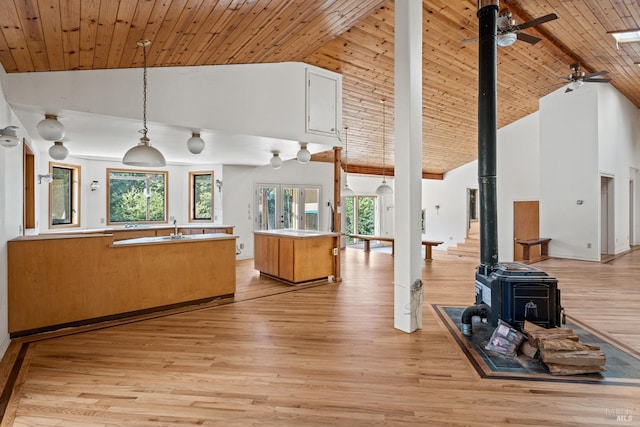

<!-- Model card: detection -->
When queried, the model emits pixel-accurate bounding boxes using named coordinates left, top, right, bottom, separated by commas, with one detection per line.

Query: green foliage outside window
left=345, top=195, right=375, bottom=244
left=357, top=196, right=375, bottom=235
left=109, top=170, right=166, bottom=223
left=193, top=174, right=213, bottom=220
left=51, top=166, right=72, bottom=225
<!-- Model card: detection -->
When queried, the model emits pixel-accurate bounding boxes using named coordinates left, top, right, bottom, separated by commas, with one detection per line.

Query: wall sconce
left=0, top=126, right=20, bottom=147
left=90, top=180, right=100, bottom=191
left=215, top=179, right=223, bottom=193
left=38, top=173, right=53, bottom=184
left=435, top=205, right=440, bottom=215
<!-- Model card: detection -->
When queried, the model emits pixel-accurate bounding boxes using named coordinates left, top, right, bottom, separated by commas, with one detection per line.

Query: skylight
left=610, top=29, right=640, bottom=49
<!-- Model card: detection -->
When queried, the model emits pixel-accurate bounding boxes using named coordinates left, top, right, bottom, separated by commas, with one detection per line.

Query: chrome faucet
left=173, top=219, right=178, bottom=236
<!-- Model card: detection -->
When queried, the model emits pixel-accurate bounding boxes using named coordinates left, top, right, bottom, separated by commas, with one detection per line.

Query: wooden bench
left=348, top=234, right=443, bottom=261
left=516, top=238, right=552, bottom=262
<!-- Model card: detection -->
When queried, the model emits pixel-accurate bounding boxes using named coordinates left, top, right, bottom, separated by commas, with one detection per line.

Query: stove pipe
left=477, top=0, right=499, bottom=275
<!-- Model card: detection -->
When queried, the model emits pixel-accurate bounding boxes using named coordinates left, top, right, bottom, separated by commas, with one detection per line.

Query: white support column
left=394, top=0, right=423, bottom=333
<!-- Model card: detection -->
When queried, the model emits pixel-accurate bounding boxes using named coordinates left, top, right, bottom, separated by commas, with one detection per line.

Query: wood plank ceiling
left=1, top=0, right=639, bottom=177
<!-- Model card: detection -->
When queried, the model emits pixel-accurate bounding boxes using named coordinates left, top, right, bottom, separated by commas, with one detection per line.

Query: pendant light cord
left=138, top=40, right=150, bottom=139
left=381, top=99, right=386, bottom=180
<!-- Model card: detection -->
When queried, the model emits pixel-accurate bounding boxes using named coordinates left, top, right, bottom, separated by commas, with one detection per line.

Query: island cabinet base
left=8, top=234, right=237, bottom=336
left=254, top=231, right=337, bottom=284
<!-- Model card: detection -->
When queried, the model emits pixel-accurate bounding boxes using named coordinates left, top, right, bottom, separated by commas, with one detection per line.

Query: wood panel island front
left=8, top=231, right=237, bottom=336
left=254, top=229, right=340, bottom=284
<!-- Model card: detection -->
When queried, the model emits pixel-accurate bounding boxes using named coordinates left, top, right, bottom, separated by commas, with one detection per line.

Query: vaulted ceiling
left=1, top=0, right=639, bottom=177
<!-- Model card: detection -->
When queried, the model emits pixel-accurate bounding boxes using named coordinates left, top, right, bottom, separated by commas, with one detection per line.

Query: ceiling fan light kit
left=460, top=9, right=557, bottom=47
left=560, top=64, right=611, bottom=93
left=496, top=33, right=517, bottom=47
left=123, top=40, right=167, bottom=167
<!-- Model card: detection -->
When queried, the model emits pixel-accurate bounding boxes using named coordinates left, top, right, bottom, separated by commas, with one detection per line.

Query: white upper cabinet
left=306, top=69, right=340, bottom=137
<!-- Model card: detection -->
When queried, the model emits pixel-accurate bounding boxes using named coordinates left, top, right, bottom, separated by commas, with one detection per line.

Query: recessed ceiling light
left=609, top=29, right=640, bottom=49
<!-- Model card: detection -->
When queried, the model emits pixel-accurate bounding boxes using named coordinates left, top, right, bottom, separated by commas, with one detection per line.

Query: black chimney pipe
left=477, top=0, right=499, bottom=276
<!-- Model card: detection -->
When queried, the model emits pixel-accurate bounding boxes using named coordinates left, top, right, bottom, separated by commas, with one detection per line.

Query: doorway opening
left=600, top=175, right=615, bottom=257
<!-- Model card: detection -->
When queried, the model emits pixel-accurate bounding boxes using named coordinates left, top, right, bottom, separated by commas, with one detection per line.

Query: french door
left=255, top=184, right=321, bottom=231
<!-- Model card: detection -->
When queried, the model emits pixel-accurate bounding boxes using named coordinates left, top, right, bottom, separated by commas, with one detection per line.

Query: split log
left=545, top=363, right=606, bottom=376
left=529, top=331, right=579, bottom=347
left=539, top=339, right=600, bottom=352
left=520, top=340, right=539, bottom=358
left=523, top=320, right=546, bottom=333
left=540, top=349, right=606, bottom=367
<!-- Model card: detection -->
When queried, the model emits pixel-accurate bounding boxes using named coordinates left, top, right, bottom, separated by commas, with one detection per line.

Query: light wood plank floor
left=1, top=248, right=639, bottom=426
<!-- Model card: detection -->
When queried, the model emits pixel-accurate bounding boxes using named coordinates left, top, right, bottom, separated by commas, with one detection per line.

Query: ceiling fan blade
left=517, top=13, right=559, bottom=31
left=583, top=77, right=612, bottom=83
left=460, top=36, right=480, bottom=44
left=517, top=32, right=542, bottom=45
left=583, top=70, right=609, bottom=79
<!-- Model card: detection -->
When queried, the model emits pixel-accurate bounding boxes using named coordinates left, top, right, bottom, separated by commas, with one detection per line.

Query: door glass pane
left=282, top=187, right=300, bottom=229
left=345, top=196, right=354, bottom=243
left=357, top=196, right=376, bottom=235
left=303, top=188, right=319, bottom=230
left=257, top=186, right=277, bottom=230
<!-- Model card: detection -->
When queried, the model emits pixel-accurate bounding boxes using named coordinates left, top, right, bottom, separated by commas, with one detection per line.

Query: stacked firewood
left=521, top=320, right=606, bottom=375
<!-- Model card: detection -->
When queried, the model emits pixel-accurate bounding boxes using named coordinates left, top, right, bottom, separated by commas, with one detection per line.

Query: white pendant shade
left=497, top=33, right=517, bottom=47
left=37, top=114, right=65, bottom=141
left=270, top=152, right=283, bottom=169
left=123, top=137, right=166, bottom=167
left=187, top=132, right=205, bottom=154
left=375, top=179, right=393, bottom=195
left=297, top=142, right=311, bottom=164
left=48, top=141, right=68, bottom=160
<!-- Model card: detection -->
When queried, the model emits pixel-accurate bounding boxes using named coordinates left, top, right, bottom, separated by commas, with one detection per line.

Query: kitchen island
left=254, top=229, right=340, bottom=284
left=8, top=232, right=237, bottom=336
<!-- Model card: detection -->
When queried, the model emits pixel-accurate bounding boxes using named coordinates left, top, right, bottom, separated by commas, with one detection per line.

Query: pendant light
left=123, top=40, right=166, bottom=167
left=48, top=141, right=68, bottom=160
left=270, top=151, right=283, bottom=169
left=297, top=142, right=311, bottom=164
left=341, top=126, right=354, bottom=197
left=376, top=99, right=393, bottom=196
left=186, top=132, right=205, bottom=154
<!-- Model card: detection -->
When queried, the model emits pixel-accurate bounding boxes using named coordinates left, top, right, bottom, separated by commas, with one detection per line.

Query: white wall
left=597, top=84, right=639, bottom=253
left=496, top=112, right=540, bottom=261
left=0, top=65, right=38, bottom=358
left=539, top=86, right=601, bottom=261
left=538, top=84, right=640, bottom=261
left=422, top=163, right=477, bottom=250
